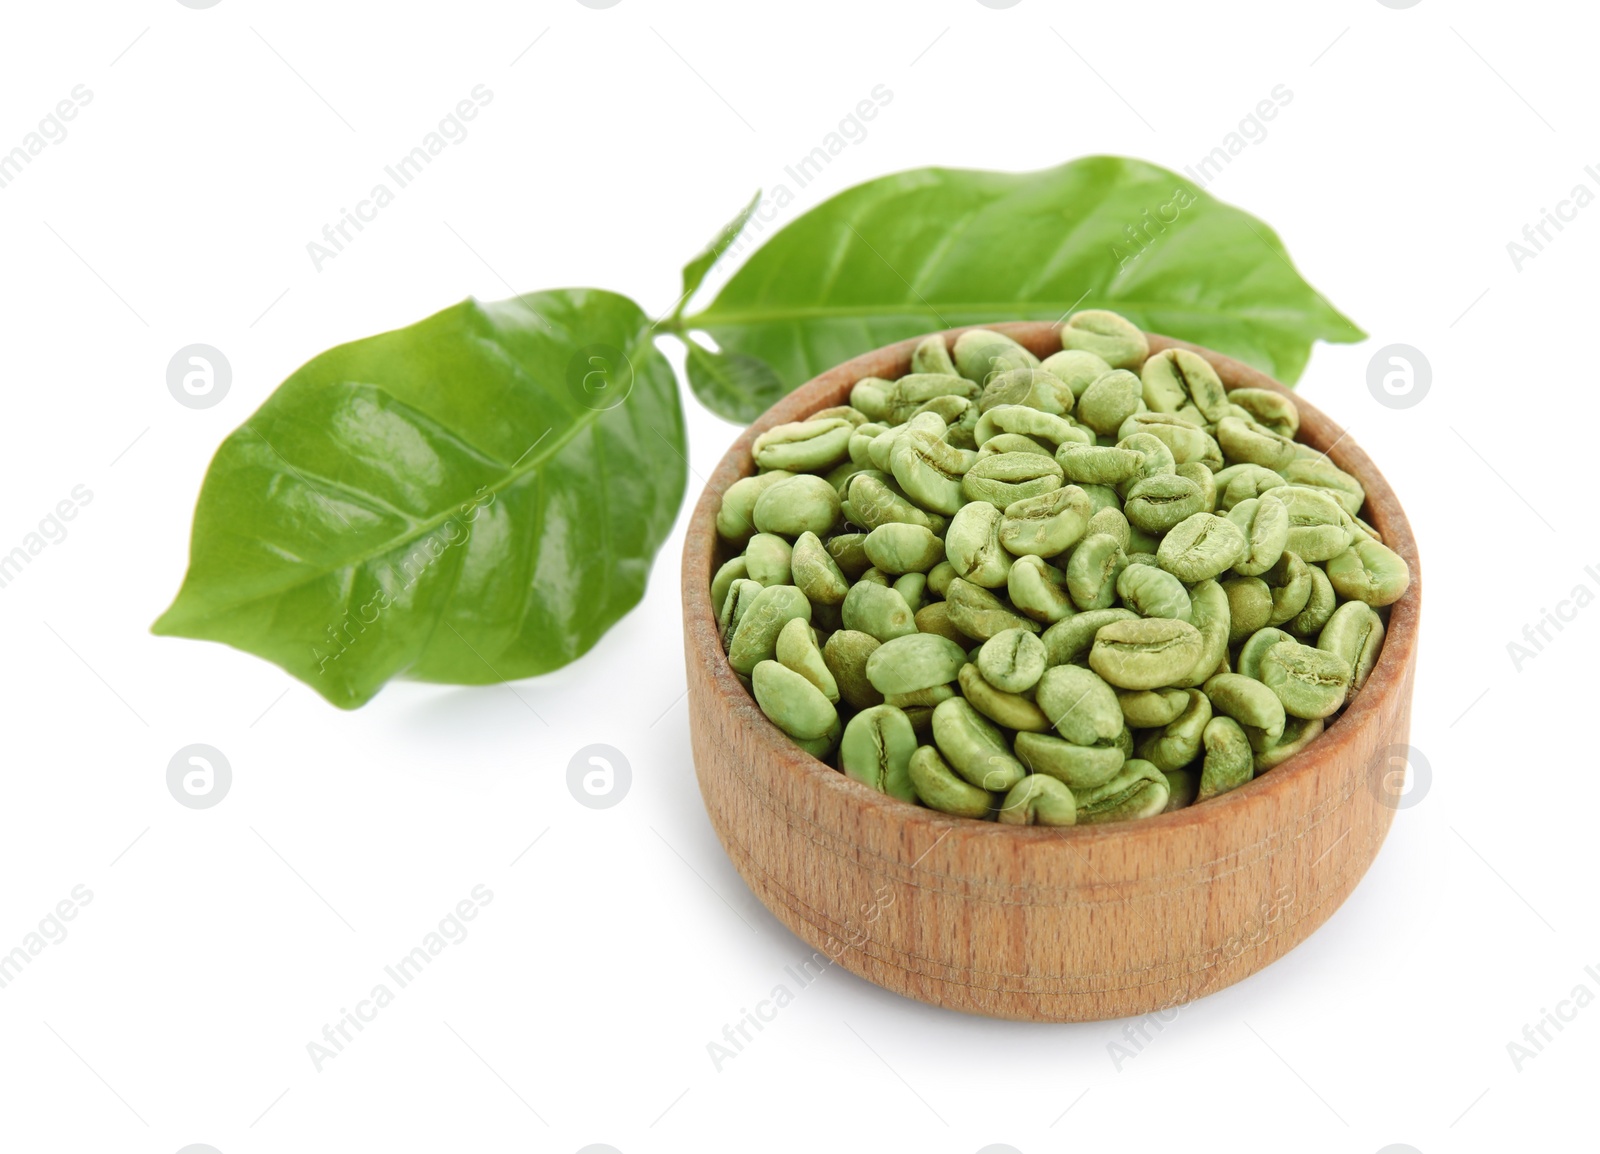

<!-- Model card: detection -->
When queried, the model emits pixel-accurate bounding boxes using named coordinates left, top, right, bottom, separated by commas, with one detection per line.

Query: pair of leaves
left=672, top=155, right=1363, bottom=423
left=156, top=155, right=1361, bottom=708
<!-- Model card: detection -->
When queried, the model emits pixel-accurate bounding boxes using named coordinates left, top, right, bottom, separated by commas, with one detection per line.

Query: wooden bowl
left=680, top=324, right=1420, bottom=1022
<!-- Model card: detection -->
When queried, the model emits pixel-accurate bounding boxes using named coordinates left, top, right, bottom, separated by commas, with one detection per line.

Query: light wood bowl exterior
left=681, top=324, right=1420, bottom=1023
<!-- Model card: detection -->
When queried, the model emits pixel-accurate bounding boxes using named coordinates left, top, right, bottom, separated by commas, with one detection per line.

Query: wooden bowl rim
left=682, top=323, right=1421, bottom=850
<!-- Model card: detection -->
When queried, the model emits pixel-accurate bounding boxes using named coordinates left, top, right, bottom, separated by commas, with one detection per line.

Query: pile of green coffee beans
left=712, top=310, right=1410, bottom=826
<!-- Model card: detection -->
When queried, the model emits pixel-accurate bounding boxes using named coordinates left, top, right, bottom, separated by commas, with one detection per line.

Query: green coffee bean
left=1124, top=473, right=1205, bottom=534
left=1034, top=665, right=1122, bottom=746
left=903, top=386, right=980, bottom=431
left=1203, top=672, right=1285, bottom=742
left=1175, top=579, right=1230, bottom=687
left=1224, top=577, right=1273, bottom=643
left=1040, top=348, right=1115, bottom=397
left=728, top=585, right=812, bottom=676
left=976, top=628, right=1047, bottom=693
left=1259, top=639, right=1352, bottom=719
left=744, top=532, right=794, bottom=586
left=962, top=451, right=1064, bottom=507
left=944, top=577, right=1040, bottom=640
left=839, top=705, right=918, bottom=801
left=1135, top=689, right=1211, bottom=771
left=893, top=572, right=927, bottom=612
left=931, top=697, right=1027, bottom=791
left=826, top=532, right=872, bottom=579
left=979, top=432, right=1056, bottom=458
left=957, top=663, right=1051, bottom=732
left=1178, top=460, right=1217, bottom=514
left=1065, top=532, right=1128, bottom=610
left=1007, top=555, right=1075, bottom=624
left=752, top=659, right=838, bottom=740
left=1086, top=506, right=1132, bottom=553
left=1116, top=563, right=1192, bottom=621
left=1325, top=536, right=1410, bottom=606
left=863, top=522, right=944, bottom=575
left=1078, top=483, right=1122, bottom=514
left=1199, top=716, right=1253, bottom=801
left=1285, top=561, right=1336, bottom=637
left=849, top=378, right=897, bottom=422
left=752, top=474, right=841, bottom=537
left=711, top=556, right=749, bottom=613
left=776, top=617, right=839, bottom=703
left=1076, top=370, right=1144, bottom=435
left=718, top=578, right=764, bottom=648
left=946, top=501, right=1014, bottom=588
left=1236, top=626, right=1296, bottom=681
left=1056, top=442, right=1143, bottom=485
left=1117, top=687, right=1190, bottom=728
left=1075, top=759, right=1169, bottom=823
left=1141, top=348, right=1228, bottom=420
left=953, top=329, right=1040, bottom=383
left=1317, top=600, right=1385, bottom=697
left=1229, top=387, right=1298, bottom=438
left=1213, top=463, right=1286, bottom=512
left=1116, top=432, right=1177, bottom=491
left=717, top=470, right=794, bottom=541
left=1215, top=416, right=1298, bottom=471
left=908, top=744, right=994, bottom=818
left=1226, top=495, right=1289, bottom=577
left=848, top=424, right=887, bottom=468
left=1060, top=309, right=1149, bottom=369
left=859, top=374, right=979, bottom=426
left=890, top=419, right=974, bottom=515
left=1157, top=513, right=1247, bottom=583
left=791, top=531, right=851, bottom=605
left=1263, top=550, right=1313, bottom=625
left=1015, top=731, right=1125, bottom=790
left=845, top=473, right=942, bottom=533
left=912, top=334, right=959, bottom=377
left=840, top=581, right=916, bottom=642
left=866, top=633, right=968, bottom=696
left=975, top=404, right=1083, bottom=449
left=1089, top=617, right=1204, bottom=690
left=1253, top=716, right=1325, bottom=771
left=1162, top=768, right=1199, bottom=812
left=1276, top=486, right=1353, bottom=563
left=979, top=367, right=1074, bottom=416
left=753, top=418, right=854, bottom=472
left=914, top=601, right=970, bottom=646
left=998, top=774, right=1078, bottom=826
left=884, top=684, right=956, bottom=709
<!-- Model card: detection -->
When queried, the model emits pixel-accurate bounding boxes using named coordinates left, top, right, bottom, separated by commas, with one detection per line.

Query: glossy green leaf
left=677, top=189, right=761, bottom=315
left=682, top=338, right=787, bottom=424
left=153, top=289, right=686, bottom=710
left=682, top=156, right=1362, bottom=415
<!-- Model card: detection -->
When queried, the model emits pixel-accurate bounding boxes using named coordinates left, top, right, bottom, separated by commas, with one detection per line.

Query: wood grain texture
left=681, top=324, right=1421, bottom=1023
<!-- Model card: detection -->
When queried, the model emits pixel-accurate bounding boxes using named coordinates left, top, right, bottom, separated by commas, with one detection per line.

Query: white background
left=0, top=1, right=1592, bottom=1152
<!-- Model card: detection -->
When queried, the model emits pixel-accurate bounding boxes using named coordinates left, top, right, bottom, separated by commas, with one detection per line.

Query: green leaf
left=153, top=289, right=687, bottom=710
left=676, top=189, right=762, bottom=317
left=684, top=156, right=1363, bottom=396
left=682, top=337, right=788, bottom=424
